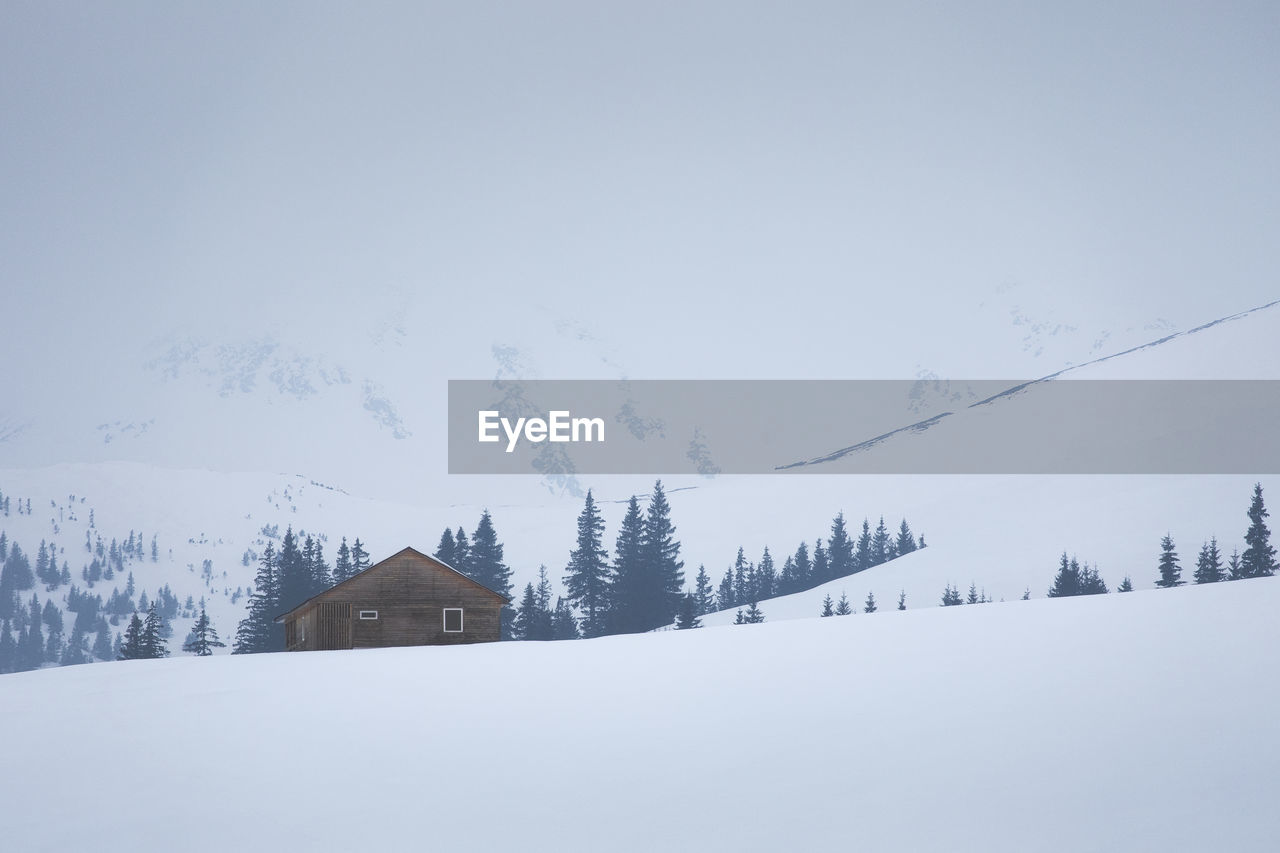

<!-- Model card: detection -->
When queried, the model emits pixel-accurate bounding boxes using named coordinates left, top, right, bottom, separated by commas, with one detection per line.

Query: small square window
left=358, top=610, right=378, bottom=620
left=443, top=608, right=463, bottom=633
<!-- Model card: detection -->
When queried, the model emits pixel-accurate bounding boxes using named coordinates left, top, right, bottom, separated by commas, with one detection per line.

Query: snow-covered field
left=2, top=576, right=1277, bottom=852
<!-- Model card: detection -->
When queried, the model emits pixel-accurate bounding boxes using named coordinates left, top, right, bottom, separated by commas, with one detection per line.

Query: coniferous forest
left=0, top=481, right=1276, bottom=672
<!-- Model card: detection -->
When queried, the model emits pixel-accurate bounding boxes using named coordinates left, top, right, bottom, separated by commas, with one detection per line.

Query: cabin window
left=443, top=608, right=464, bottom=633
left=358, top=610, right=378, bottom=620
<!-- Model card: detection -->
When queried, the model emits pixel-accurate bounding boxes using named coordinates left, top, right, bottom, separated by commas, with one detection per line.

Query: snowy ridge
left=780, top=299, right=1280, bottom=470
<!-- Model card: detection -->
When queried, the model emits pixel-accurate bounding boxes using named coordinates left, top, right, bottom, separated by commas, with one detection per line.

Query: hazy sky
left=3, top=2, right=1278, bottom=461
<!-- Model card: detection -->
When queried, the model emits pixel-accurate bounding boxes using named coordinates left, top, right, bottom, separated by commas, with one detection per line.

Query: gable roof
left=273, top=546, right=509, bottom=623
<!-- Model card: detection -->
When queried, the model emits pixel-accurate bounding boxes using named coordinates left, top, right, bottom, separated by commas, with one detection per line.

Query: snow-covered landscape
left=2, top=3, right=1279, bottom=851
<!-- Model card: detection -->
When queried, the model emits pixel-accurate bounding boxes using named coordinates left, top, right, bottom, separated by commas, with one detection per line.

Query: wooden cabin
left=274, top=546, right=507, bottom=651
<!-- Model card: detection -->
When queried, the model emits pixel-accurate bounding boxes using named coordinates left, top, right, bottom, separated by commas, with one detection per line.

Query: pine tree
left=731, top=547, right=749, bottom=608
left=1079, top=562, right=1108, bottom=595
left=1117, top=576, right=1134, bottom=592
left=1240, top=483, right=1277, bottom=578
left=434, top=528, right=457, bottom=567
left=864, top=591, right=877, bottom=613
left=674, top=593, right=701, bottom=630
left=551, top=597, right=580, bottom=640
left=717, top=565, right=735, bottom=612
left=854, top=520, right=872, bottom=573
left=742, top=601, right=764, bottom=624
left=1155, top=535, right=1183, bottom=588
left=639, top=481, right=684, bottom=633
left=895, top=519, right=917, bottom=556
left=966, top=582, right=979, bottom=605
left=941, top=584, right=963, bottom=606
left=756, top=547, right=776, bottom=601
left=182, top=607, right=225, bottom=655
left=1047, top=553, right=1081, bottom=598
left=692, top=565, right=716, bottom=616
left=448, top=529, right=468, bottom=575
left=351, top=538, right=371, bottom=575
left=871, top=517, right=890, bottom=567
left=92, top=621, right=113, bottom=660
left=608, top=497, right=647, bottom=635
left=820, top=594, right=834, bottom=617
left=563, top=490, right=611, bottom=637
left=334, top=537, right=354, bottom=583
left=1193, top=538, right=1224, bottom=584
left=733, top=608, right=746, bottom=625
left=233, top=542, right=279, bottom=654
left=897, top=590, right=906, bottom=610
left=1227, top=549, right=1244, bottom=581
left=514, top=583, right=542, bottom=641
left=118, top=613, right=146, bottom=660
left=275, top=527, right=311, bottom=616
left=834, top=592, right=852, bottom=616
left=141, top=604, right=168, bottom=658
left=792, top=541, right=811, bottom=592
left=308, top=537, right=331, bottom=592
left=470, top=511, right=515, bottom=639
left=827, top=513, right=854, bottom=579
left=812, top=540, right=829, bottom=586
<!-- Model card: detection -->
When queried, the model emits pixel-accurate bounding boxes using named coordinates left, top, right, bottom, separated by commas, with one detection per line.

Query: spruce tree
left=897, top=590, right=906, bottom=610
left=434, top=528, right=457, bottom=567
left=448, top=529, right=468, bottom=575
left=118, top=613, right=146, bottom=660
left=864, top=591, right=877, bottom=613
left=1079, top=562, right=1108, bottom=595
left=717, top=565, right=735, bottom=612
left=692, top=565, right=716, bottom=616
left=895, top=519, right=917, bottom=556
left=834, top=592, right=852, bottom=616
left=141, top=605, right=168, bottom=658
left=639, top=481, right=684, bottom=632
left=941, top=584, right=963, bottom=606
left=812, top=540, right=829, bottom=587
left=731, top=548, right=749, bottom=608
left=275, top=527, right=312, bottom=616
left=182, top=607, right=225, bottom=655
left=1193, top=538, right=1224, bottom=584
left=792, top=541, right=811, bottom=592
left=966, top=582, right=979, bottom=605
left=1117, top=576, right=1134, bottom=592
left=756, top=547, right=776, bottom=601
left=827, top=513, right=854, bottom=579
left=820, top=594, right=834, bottom=617
left=854, top=520, right=872, bottom=573
left=674, top=593, right=701, bottom=629
left=1047, top=553, right=1081, bottom=598
left=1154, top=535, right=1183, bottom=588
left=551, top=597, right=580, bottom=640
left=871, top=517, right=890, bottom=567
left=334, top=537, right=354, bottom=583
left=1227, top=549, right=1244, bottom=581
left=608, top=497, right=647, bottom=635
left=470, top=511, right=515, bottom=639
left=1240, top=483, right=1277, bottom=578
left=514, top=583, right=542, bottom=641
left=233, top=542, right=279, bottom=654
left=350, top=538, right=371, bottom=575
left=563, top=490, right=611, bottom=637
left=742, top=601, right=764, bottom=624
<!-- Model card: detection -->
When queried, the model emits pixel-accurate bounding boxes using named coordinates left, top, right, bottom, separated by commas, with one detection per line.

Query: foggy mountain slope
left=3, top=576, right=1278, bottom=853
left=1, top=299, right=1276, bottom=666
left=781, top=298, right=1280, bottom=471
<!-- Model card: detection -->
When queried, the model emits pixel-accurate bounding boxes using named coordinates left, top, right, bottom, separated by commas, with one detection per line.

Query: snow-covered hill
left=3, top=577, right=1277, bottom=852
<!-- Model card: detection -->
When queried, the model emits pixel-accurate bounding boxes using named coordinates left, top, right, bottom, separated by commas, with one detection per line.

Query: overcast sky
left=3, top=2, right=1278, bottom=428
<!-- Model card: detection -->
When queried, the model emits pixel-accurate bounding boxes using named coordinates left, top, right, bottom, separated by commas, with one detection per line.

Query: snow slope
left=3, top=577, right=1278, bottom=852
